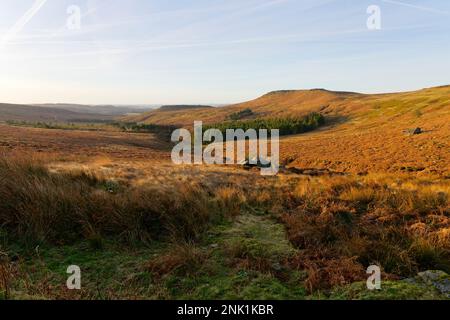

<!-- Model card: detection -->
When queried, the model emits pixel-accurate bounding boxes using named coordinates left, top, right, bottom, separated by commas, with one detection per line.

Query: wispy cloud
left=381, top=0, right=449, bottom=15
left=0, top=0, right=48, bottom=46
left=2, top=27, right=372, bottom=62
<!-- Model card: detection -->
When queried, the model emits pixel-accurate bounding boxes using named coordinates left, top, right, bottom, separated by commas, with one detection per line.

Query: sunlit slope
left=125, top=86, right=449, bottom=128
left=280, top=86, right=450, bottom=175
left=124, top=89, right=362, bottom=126
left=126, top=85, right=449, bottom=174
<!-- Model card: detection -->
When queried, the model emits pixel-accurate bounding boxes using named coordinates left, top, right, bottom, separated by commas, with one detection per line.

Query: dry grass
left=0, top=154, right=234, bottom=246
left=277, top=174, right=450, bottom=291
left=0, top=124, right=170, bottom=161
left=215, top=187, right=247, bottom=218
left=1, top=113, right=449, bottom=298
left=1, top=85, right=449, bottom=299
left=0, top=259, right=12, bottom=300
left=1, top=149, right=448, bottom=295
left=147, top=243, right=210, bottom=278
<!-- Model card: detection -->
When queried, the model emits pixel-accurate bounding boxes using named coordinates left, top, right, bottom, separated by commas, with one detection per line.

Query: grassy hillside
left=0, top=103, right=115, bottom=122
left=124, top=89, right=357, bottom=126
left=32, top=104, right=155, bottom=116
left=125, top=85, right=450, bottom=175
left=158, top=105, right=213, bottom=111
left=280, top=86, right=450, bottom=175
left=125, top=86, right=450, bottom=127
left=126, top=104, right=217, bottom=125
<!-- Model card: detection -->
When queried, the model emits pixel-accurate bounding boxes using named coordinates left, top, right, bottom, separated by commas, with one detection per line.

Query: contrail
left=1, top=0, right=48, bottom=46
left=381, top=0, right=449, bottom=15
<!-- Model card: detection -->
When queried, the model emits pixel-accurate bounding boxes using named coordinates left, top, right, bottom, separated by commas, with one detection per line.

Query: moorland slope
left=0, top=103, right=114, bottom=122
left=126, top=85, right=450, bottom=174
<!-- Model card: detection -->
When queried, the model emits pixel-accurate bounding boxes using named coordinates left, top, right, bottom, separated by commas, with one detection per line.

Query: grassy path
left=3, top=212, right=307, bottom=299
left=2, top=211, right=448, bottom=300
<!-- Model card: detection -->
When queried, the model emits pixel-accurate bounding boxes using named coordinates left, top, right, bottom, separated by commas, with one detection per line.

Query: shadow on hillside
left=324, top=114, right=350, bottom=126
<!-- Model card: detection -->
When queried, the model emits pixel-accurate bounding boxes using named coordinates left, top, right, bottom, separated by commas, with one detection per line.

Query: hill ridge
left=124, top=85, right=450, bottom=127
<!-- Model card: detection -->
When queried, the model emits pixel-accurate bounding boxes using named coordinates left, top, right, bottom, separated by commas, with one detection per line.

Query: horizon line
left=1, top=84, right=449, bottom=107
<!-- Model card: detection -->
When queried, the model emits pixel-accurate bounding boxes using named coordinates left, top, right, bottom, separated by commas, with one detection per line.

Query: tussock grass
left=0, top=258, right=12, bottom=300
left=215, top=187, right=246, bottom=218
left=1, top=153, right=449, bottom=297
left=0, top=155, right=229, bottom=246
left=147, top=243, right=210, bottom=278
left=278, top=174, right=450, bottom=291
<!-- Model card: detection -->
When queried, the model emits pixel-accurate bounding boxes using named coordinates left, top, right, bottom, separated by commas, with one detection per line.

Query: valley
left=0, top=85, right=449, bottom=300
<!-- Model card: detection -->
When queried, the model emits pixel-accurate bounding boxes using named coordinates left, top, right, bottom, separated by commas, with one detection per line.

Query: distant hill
left=1, top=85, right=448, bottom=174
left=158, top=105, right=214, bottom=111
left=0, top=103, right=115, bottom=122
left=125, top=105, right=216, bottom=125
left=123, top=85, right=450, bottom=174
left=123, top=89, right=363, bottom=126
left=124, top=86, right=450, bottom=128
left=32, top=104, right=155, bottom=116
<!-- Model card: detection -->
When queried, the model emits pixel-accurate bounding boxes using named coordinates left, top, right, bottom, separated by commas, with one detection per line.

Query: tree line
left=203, top=112, right=325, bottom=137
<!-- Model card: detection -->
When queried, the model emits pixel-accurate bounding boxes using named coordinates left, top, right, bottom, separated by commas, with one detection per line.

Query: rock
left=238, top=157, right=272, bottom=168
left=417, top=270, right=450, bottom=298
left=403, top=127, right=423, bottom=135
left=404, top=270, right=450, bottom=298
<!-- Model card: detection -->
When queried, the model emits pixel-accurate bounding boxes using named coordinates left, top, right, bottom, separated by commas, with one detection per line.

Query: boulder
left=417, top=270, right=450, bottom=298
left=404, top=270, right=450, bottom=298
left=238, top=157, right=272, bottom=168
left=403, top=127, right=423, bottom=135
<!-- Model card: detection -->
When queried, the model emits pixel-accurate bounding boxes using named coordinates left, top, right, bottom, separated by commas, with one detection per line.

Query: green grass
left=1, top=213, right=309, bottom=300
left=144, top=214, right=308, bottom=300
left=326, top=280, right=447, bottom=300
left=3, top=210, right=449, bottom=300
left=3, top=240, right=164, bottom=299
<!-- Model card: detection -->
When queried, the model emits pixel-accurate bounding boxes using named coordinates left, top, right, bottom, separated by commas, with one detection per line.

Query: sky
left=0, top=0, right=449, bottom=105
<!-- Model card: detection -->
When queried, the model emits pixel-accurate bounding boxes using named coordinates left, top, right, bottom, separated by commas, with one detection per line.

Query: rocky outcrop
left=404, top=270, right=450, bottom=298
left=329, top=270, right=450, bottom=300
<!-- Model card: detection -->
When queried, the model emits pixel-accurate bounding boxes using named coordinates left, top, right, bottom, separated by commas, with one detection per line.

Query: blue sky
left=0, top=0, right=449, bottom=104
